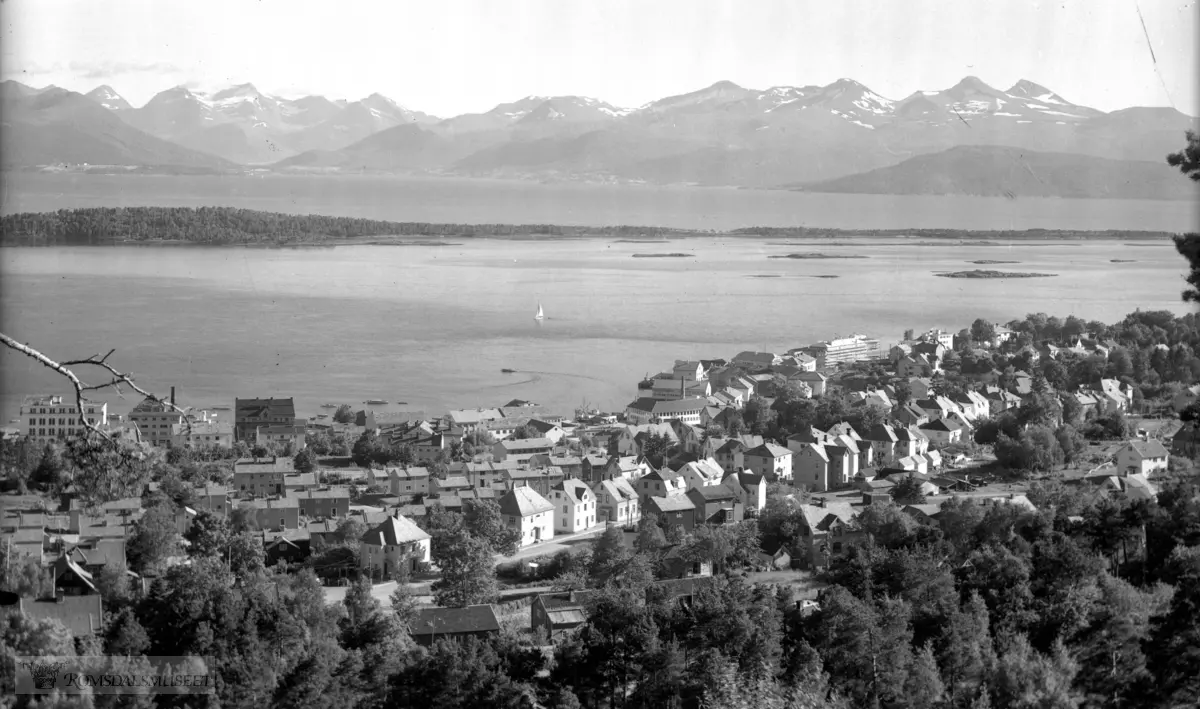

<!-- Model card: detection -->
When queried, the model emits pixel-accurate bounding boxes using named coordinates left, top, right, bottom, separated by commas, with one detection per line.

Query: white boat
left=534, top=302, right=545, bottom=321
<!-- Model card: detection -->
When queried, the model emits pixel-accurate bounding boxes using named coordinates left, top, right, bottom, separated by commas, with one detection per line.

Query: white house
left=919, top=418, right=963, bottom=446
left=498, top=487, right=555, bottom=547
left=636, top=468, right=688, bottom=505
left=594, top=478, right=640, bottom=527
left=1115, top=439, right=1169, bottom=477
left=723, top=471, right=768, bottom=513
left=743, top=443, right=793, bottom=482
left=678, top=458, right=726, bottom=490
left=359, top=513, right=432, bottom=578
left=550, top=479, right=597, bottom=534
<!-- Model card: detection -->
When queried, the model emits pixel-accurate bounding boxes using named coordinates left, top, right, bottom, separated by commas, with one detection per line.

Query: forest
left=0, top=207, right=686, bottom=245
left=0, top=207, right=1183, bottom=246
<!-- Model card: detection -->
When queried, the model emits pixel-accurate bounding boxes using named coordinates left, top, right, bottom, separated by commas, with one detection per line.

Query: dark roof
left=687, top=484, right=737, bottom=502
left=19, top=595, right=104, bottom=637
left=412, top=605, right=500, bottom=636
left=920, top=418, right=962, bottom=432
left=1124, top=439, right=1169, bottom=458
left=235, top=397, right=296, bottom=419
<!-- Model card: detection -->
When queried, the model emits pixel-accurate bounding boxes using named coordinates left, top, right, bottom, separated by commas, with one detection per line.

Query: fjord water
left=0, top=174, right=1196, bottom=420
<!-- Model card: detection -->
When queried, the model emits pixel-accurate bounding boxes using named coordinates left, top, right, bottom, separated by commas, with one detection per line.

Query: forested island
left=937, top=270, right=1058, bottom=279
left=0, top=207, right=1184, bottom=246
left=768, top=253, right=869, bottom=260
left=971, top=260, right=1021, bottom=264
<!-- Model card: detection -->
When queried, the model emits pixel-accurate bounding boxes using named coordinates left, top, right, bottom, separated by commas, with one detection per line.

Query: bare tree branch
left=0, top=331, right=184, bottom=441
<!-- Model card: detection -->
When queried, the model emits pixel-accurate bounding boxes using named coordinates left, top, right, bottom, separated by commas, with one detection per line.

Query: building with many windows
left=127, top=395, right=183, bottom=447
left=20, top=395, right=108, bottom=442
left=234, top=397, right=296, bottom=442
left=797, top=334, right=882, bottom=369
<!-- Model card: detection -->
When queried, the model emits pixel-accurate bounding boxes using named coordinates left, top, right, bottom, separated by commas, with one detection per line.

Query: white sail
left=535, top=302, right=545, bottom=320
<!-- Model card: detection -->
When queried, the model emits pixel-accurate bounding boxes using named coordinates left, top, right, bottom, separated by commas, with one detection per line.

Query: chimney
left=170, top=386, right=176, bottom=407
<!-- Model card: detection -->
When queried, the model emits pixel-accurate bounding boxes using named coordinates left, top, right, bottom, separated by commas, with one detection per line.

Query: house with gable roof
left=499, top=486, right=555, bottom=546
left=864, top=423, right=901, bottom=467
left=1098, top=379, right=1130, bottom=414
left=722, top=471, right=767, bottom=513
left=411, top=605, right=500, bottom=646
left=531, top=592, right=590, bottom=641
left=388, top=466, right=431, bottom=497
left=791, top=442, right=834, bottom=492
left=686, top=484, right=743, bottom=525
left=359, top=512, right=432, bottom=577
left=797, top=501, right=863, bottom=569
left=636, top=468, right=688, bottom=505
left=920, top=417, right=964, bottom=445
left=894, top=426, right=930, bottom=459
left=678, top=458, right=726, bottom=490
left=492, top=437, right=554, bottom=463
left=550, top=479, right=597, bottom=534
left=732, top=351, right=781, bottom=369
left=1115, top=439, right=1169, bottom=477
left=742, top=443, right=793, bottom=482
left=594, top=478, right=640, bottom=527
left=646, top=494, right=697, bottom=532
left=234, top=397, right=296, bottom=442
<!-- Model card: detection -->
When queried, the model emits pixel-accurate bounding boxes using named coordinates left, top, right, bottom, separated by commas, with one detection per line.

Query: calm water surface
left=0, top=237, right=1190, bottom=420
left=3, top=172, right=1197, bottom=231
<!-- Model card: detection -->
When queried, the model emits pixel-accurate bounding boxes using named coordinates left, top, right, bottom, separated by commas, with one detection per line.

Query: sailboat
left=534, top=302, right=545, bottom=321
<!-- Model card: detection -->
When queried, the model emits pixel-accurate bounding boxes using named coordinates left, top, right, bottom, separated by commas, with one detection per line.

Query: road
left=323, top=523, right=607, bottom=606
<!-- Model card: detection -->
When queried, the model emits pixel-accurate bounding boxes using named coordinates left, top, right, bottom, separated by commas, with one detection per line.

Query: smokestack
left=170, top=387, right=176, bottom=407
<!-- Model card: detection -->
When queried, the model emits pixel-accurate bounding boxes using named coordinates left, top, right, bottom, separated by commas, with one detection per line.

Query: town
left=2, top=310, right=1199, bottom=707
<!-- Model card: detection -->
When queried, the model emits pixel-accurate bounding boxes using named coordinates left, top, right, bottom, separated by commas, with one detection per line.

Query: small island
left=632, top=253, right=693, bottom=258
left=1111, top=259, right=1137, bottom=263
left=970, top=259, right=1021, bottom=264
left=768, top=253, right=868, bottom=259
left=935, top=270, right=1058, bottom=279
left=748, top=274, right=840, bottom=279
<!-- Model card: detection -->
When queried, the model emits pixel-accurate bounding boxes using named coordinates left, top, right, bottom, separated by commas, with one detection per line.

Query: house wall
left=359, top=537, right=432, bottom=575
left=744, top=452, right=792, bottom=482
left=792, top=448, right=829, bottom=492
left=235, top=472, right=284, bottom=497
left=508, top=510, right=554, bottom=546
left=390, top=474, right=431, bottom=496
left=297, top=496, right=350, bottom=519
left=551, top=490, right=597, bottom=534
left=1116, top=448, right=1168, bottom=477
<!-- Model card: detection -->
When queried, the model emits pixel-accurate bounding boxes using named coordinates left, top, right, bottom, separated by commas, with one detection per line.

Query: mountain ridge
left=3, top=77, right=1197, bottom=188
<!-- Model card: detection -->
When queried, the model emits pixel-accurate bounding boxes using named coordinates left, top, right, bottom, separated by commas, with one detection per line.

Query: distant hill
left=791, top=145, right=1200, bottom=200
left=1, top=85, right=233, bottom=170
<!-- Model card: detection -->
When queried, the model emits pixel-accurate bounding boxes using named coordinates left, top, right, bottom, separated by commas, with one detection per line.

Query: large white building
left=128, top=395, right=184, bottom=447
left=20, top=395, right=108, bottom=442
left=499, top=486, right=555, bottom=547
left=170, top=418, right=234, bottom=449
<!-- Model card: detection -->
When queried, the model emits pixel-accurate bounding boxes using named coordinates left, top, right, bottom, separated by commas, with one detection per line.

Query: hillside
left=792, top=145, right=1200, bottom=200
left=0, top=86, right=233, bottom=170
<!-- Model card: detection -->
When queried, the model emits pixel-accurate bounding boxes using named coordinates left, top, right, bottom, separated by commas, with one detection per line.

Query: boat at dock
left=364, top=399, right=388, bottom=405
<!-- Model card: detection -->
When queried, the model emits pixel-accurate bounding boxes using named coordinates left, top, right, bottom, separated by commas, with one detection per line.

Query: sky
left=2, top=0, right=1197, bottom=117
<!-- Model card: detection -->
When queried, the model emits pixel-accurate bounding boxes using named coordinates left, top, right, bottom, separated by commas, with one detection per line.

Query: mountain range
left=2, top=76, right=1197, bottom=199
